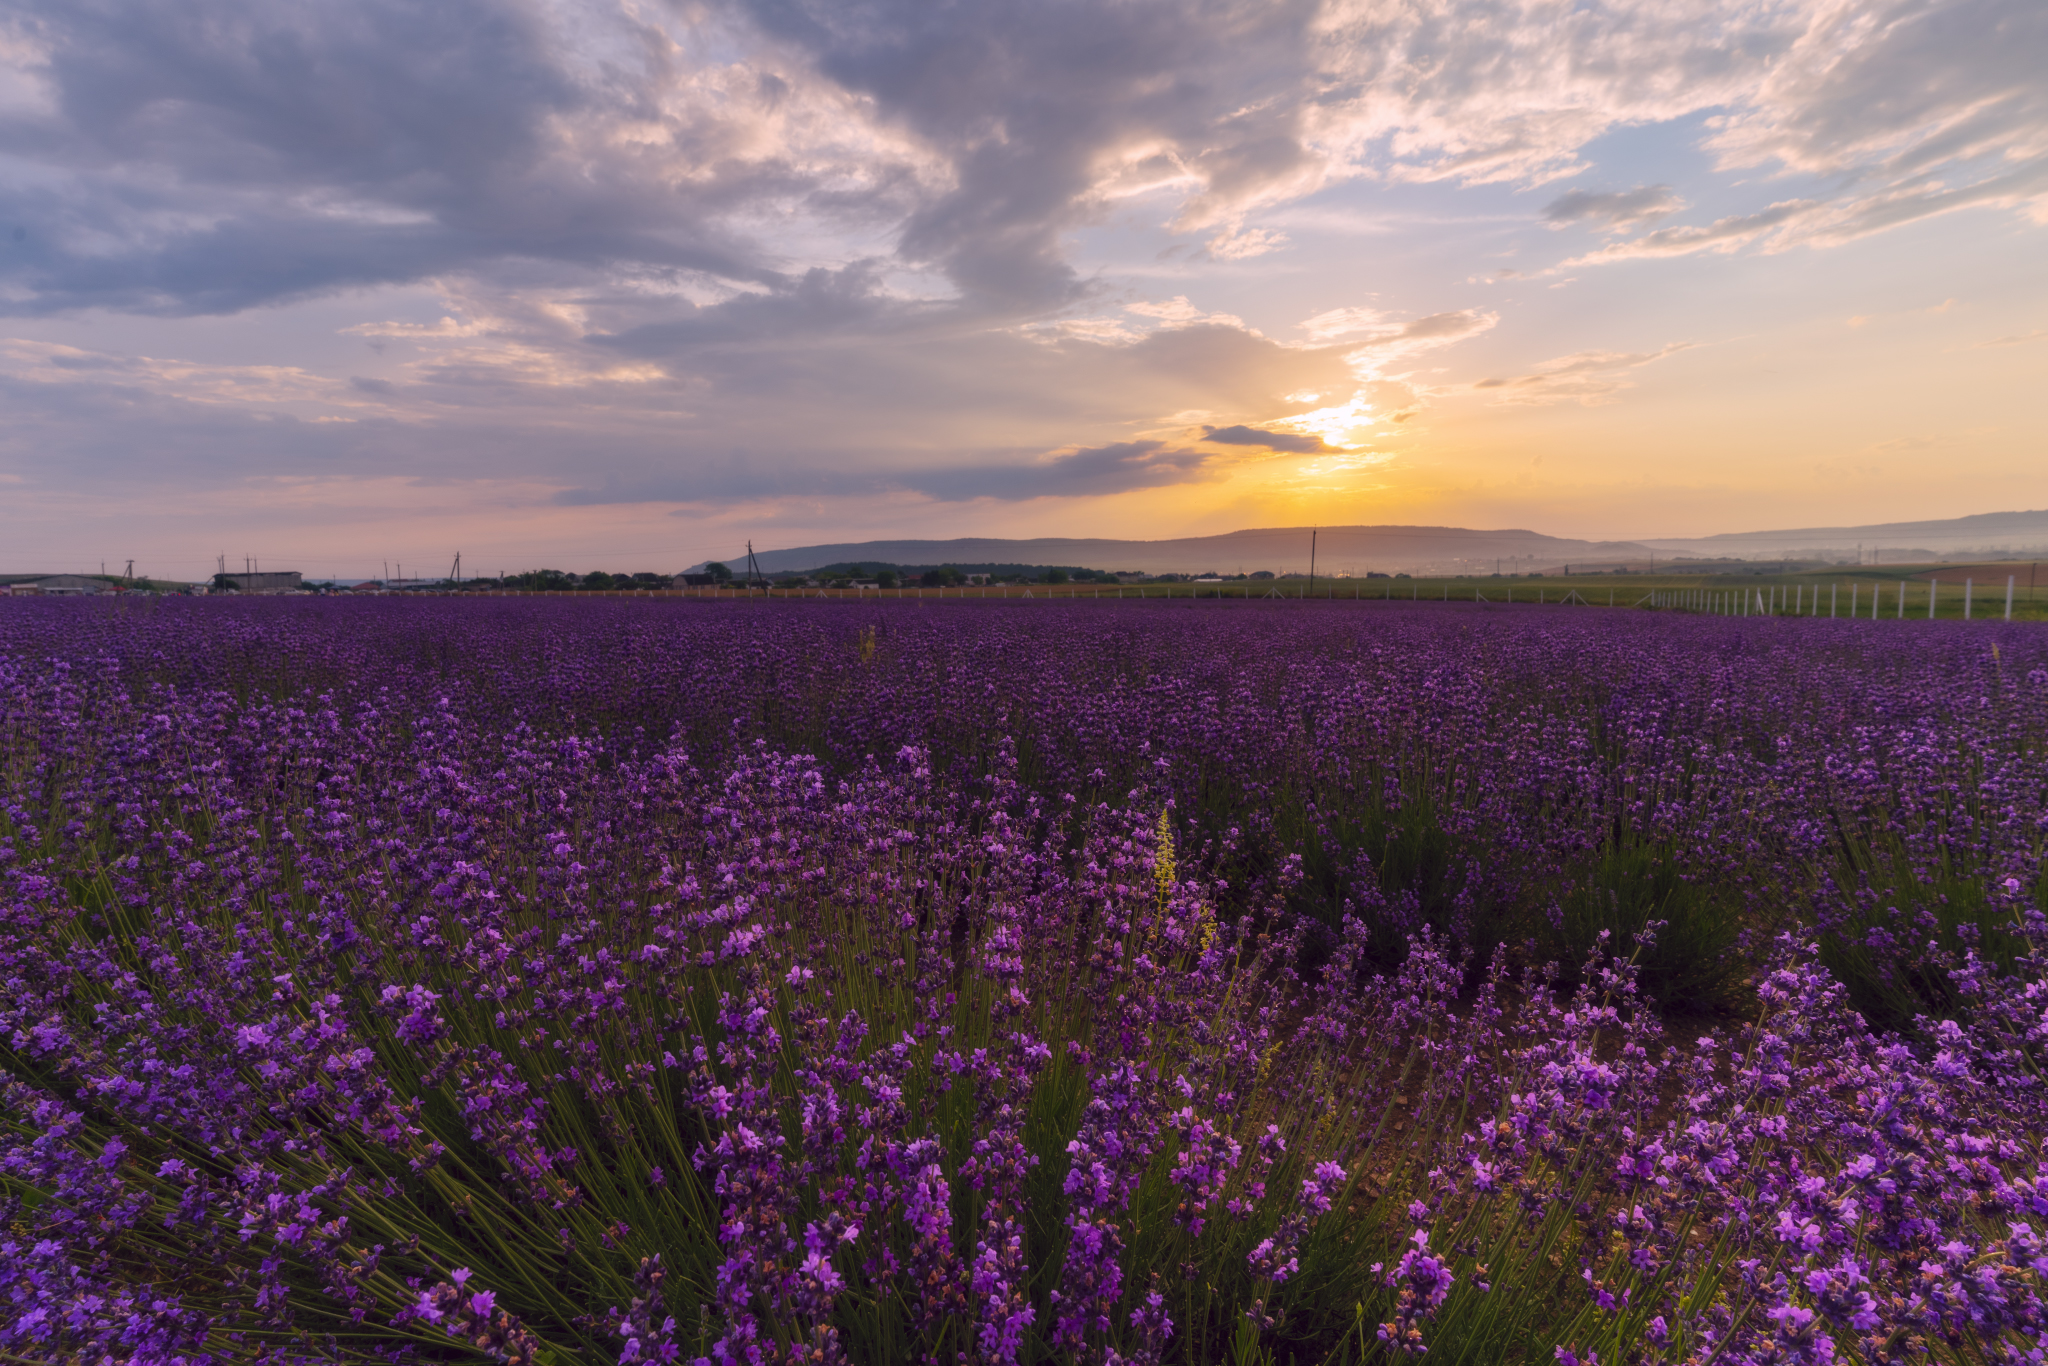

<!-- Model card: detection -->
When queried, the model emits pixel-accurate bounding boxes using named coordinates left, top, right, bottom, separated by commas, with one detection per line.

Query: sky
left=2, top=0, right=2045, bottom=580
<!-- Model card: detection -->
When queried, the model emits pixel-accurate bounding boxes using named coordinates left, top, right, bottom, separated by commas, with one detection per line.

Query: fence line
left=396, top=571, right=2036, bottom=621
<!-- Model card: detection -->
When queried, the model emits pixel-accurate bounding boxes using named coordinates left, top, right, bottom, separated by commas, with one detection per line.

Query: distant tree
left=704, top=562, right=733, bottom=584
left=1043, top=568, right=1069, bottom=584
left=583, top=571, right=616, bottom=590
left=630, top=572, right=664, bottom=585
left=875, top=570, right=900, bottom=589
left=920, top=567, right=963, bottom=587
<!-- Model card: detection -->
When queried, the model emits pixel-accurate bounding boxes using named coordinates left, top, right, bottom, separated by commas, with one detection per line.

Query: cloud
left=0, top=0, right=2042, bottom=549
left=907, top=440, right=1218, bottom=501
left=1560, top=200, right=1819, bottom=265
left=1123, top=295, right=1251, bottom=330
left=1297, top=306, right=1496, bottom=350
left=1473, top=343, right=1693, bottom=405
left=1203, top=225, right=1289, bottom=260
left=1549, top=0, right=2048, bottom=265
left=1201, top=424, right=1330, bottom=453
left=1297, top=306, right=1388, bottom=342
left=0, top=0, right=918, bottom=316
left=1382, top=310, right=1495, bottom=345
left=1542, top=186, right=1683, bottom=230
left=3, top=0, right=2040, bottom=330
left=554, top=439, right=1226, bottom=505
left=1706, top=0, right=2048, bottom=186
left=1978, top=329, right=2047, bottom=348
left=0, top=285, right=1359, bottom=510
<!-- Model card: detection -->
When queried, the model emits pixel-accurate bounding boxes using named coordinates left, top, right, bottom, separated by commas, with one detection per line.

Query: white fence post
left=2007, top=576, right=2016, bottom=621
left=1928, top=579, right=1937, bottom=619
left=1965, top=578, right=1973, bottom=620
left=1831, top=584, right=1837, bottom=618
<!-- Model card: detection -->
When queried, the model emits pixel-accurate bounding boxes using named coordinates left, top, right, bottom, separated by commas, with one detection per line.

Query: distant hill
left=701, top=509, right=2048, bottom=576
left=1639, top=509, right=2048, bottom=560
left=698, top=526, right=1655, bottom=577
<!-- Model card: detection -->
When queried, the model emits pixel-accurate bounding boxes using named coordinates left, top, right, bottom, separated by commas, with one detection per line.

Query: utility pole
left=124, top=560, right=133, bottom=582
left=450, top=551, right=461, bottom=583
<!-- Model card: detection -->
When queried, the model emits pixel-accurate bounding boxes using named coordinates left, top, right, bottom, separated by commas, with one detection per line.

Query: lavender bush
left=1, top=597, right=2043, bottom=1364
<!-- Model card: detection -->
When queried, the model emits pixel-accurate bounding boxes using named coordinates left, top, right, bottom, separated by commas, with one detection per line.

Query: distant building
left=7, top=574, right=108, bottom=596
left=216, top=571, right=303, bottom=594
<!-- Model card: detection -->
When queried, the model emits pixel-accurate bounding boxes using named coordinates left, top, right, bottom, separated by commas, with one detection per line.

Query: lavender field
left=2, top=597, right=2045, bottom=1366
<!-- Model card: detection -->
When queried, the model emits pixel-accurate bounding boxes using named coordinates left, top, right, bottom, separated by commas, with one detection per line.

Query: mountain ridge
left=701, top=509, right=2048, bottom=576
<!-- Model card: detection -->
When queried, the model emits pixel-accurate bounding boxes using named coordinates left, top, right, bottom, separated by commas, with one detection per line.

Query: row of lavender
left=1, top=597, right=2044, bottom=1364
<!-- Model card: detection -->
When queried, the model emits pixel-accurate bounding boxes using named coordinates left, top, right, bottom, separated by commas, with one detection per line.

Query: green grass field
left=515, top=559, right=2048, bottom=621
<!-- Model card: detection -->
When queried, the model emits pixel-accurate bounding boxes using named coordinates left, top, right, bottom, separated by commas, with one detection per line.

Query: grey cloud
left=680, top=0, right=1329, bottom=306
left=1542, top=186, right=1682, bottom=229
left=0, top=0, right=1346, bottom=321
left=0, top=295, right=1350, bottom=511
left=552, top=463, right=886, bottom=506
left=41, top=350, right=136, bottom=371
left=0, top=368, right=402, bottom=475
left=8, top=0, right=2041, bottom=332
left=592, top=317, right=1356, bottom=450
left=1201, top=424, right=1327, bottom=453
left=1712, top=0, right=2047, bottom=180
left=0, top=0, right=803, bottom=316
left=593, top=261, right=919, bottom=356
left=1563, top=200, right=1817, bottom=265
left=1564, top=0, right=2048, bottom=263
left=554, top=441, right=1216, bottom=506
left=903, top=440, right=1216, bottom=501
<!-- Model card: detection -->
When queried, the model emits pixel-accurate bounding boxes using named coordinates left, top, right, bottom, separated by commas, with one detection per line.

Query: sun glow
left=1265, top=394, right=1377, bottom=449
